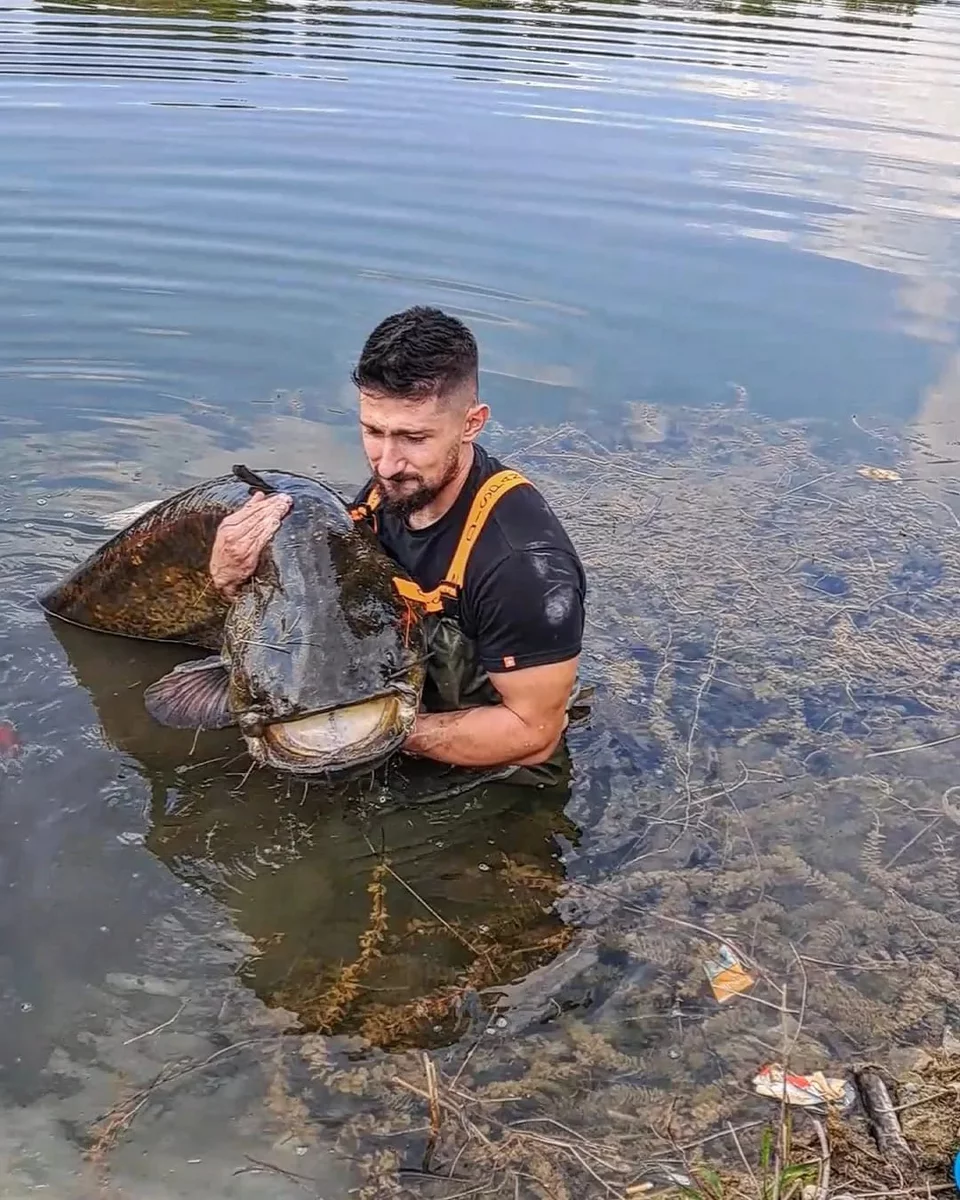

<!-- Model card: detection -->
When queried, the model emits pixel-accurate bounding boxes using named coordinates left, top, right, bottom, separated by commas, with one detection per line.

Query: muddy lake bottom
left=2, top=400, right=960, bottom=1196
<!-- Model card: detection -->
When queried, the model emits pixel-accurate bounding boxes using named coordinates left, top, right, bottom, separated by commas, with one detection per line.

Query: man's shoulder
left=462, top=446, right=585, bottom=667
left=469, top=445, right=584, bottom=579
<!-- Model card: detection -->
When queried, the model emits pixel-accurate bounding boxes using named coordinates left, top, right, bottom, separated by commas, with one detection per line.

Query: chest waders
left=349, top=470, right=576, bottom=787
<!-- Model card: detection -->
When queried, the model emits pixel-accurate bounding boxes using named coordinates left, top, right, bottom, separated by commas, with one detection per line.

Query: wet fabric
left=352, top=444, right=586, bottom=674
left=351, top=444, right=589, bottom=786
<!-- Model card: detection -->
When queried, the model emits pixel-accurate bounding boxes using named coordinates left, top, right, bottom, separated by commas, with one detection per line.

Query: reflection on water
left=1, top=0, right=958, bottom=440
left=2, top=0, right=960, bottom=1190
left=46, top=612, right=580, bottom=1050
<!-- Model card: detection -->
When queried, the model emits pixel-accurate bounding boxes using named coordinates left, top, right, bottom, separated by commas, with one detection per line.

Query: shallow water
left=1, top=0, right=960, bottom=1194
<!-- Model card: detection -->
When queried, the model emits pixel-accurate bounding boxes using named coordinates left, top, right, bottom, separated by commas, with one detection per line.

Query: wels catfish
left=38, top=466, right=426, bottom=776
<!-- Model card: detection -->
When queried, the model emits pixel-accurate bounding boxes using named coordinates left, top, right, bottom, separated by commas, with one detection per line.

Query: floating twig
left=122, top=997, right=189, bottom=1045
left=866, top=732, right=960, bottom=759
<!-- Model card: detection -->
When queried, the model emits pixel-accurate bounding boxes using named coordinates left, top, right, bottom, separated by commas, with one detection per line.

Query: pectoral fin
left=143, top=657, right=235, bottom=729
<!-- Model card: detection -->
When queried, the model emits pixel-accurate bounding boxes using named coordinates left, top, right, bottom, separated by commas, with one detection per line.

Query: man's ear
left=462, top=402, right=490, bottom=443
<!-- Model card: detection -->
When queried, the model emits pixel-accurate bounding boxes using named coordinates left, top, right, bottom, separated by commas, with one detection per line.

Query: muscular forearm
left=403, top=705, right=562, bottom=768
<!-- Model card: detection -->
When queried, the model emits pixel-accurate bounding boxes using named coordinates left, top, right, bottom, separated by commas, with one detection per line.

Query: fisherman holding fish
left=208, top=307, right=586, bottom=782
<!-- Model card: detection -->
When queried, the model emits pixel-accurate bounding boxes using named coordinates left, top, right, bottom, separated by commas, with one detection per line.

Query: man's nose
left=378, top=441, right=406, bottom=478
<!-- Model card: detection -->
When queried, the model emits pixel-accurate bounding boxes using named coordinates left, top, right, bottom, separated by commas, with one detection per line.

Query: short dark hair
left=351, top=306, right=479, bottom=403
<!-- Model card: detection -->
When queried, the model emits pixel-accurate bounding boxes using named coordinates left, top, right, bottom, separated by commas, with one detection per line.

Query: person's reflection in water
left=48, top=617, right=581, bottom=1049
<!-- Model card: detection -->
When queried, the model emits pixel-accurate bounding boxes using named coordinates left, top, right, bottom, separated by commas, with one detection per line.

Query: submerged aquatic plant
left=79, top=400, right=960, bottom=1198
left=292, top=401, right=960, bottom=1196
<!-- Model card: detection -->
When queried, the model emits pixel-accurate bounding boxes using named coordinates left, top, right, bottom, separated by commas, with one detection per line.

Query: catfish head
left=143, top=494, right=426, bottom=775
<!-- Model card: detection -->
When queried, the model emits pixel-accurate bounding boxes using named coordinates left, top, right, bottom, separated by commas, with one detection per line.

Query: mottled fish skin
left=37, top=477, right=252, bottom=649
left=37, top=471, right=360, bottom=651
left=38, top=469, right=427, bottom=732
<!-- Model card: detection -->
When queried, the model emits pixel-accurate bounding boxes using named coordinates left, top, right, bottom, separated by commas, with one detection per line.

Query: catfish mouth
left=244, top=687, right=419, bottom=776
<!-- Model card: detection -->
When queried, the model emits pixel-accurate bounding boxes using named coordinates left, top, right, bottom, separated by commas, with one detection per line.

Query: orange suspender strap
left=348, top=485, right=381, bottom=522
left=390, top=469, right=532, bottom=614
left=446, top=469, right=529, bottom=588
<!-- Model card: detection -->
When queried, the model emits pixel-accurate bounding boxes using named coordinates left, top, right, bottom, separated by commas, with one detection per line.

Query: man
left=209, top=306, right=586, bottom=779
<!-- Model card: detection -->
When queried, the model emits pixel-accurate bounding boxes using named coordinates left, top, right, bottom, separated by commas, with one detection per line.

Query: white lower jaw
left=244, top=690, right=417, bottom=775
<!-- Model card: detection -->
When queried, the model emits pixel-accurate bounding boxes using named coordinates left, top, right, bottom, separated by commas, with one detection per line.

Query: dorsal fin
left=232, top=465, right=278, bottom=495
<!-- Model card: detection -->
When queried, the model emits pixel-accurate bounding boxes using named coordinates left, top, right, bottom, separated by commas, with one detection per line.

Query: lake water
left=1, top=0, right=960, bottom=1195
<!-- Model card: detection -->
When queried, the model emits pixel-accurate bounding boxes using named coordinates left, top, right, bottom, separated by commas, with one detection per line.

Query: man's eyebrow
left=361, top=420, right=435, bottom=437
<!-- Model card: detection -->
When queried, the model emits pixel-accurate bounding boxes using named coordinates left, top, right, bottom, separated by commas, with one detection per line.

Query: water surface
left=1, top=0, right=960, bottom=1193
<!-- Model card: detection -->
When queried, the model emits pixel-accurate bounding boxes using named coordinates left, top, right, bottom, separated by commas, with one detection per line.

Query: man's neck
left=407, top=445, right=476, bottom=531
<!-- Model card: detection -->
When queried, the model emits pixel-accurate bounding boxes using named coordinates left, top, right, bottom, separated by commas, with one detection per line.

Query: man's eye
left=406, top=435, right=427, bottom=445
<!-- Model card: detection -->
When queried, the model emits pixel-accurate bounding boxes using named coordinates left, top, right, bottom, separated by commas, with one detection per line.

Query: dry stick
left=786, top=945, right=809, bottom=1061
left=685, top=627, right=721, bottom=770
left=400, top=1174, right=496, bottom=1200
left=450, top=1034, right=484, bottom=1090
left=891, top=1086, right=959, bottom=1115
left=229, top=757, right=259, bottom=794
left=845, top=1189, right=955, bottom=1199
left=652, top=768, right=752, bottom=848
left=940, top=784, right=960, bottom=825
left=772, top=984, right=792, bottom=1200
left=396, top=1078, right=506, bottom=1146
left=505, top=1117, right=641, bottom=1175
left=884, top=816, right=942, bottom=870
left=774, top=472, right=839, bottom=501
left=392, top=1078, right=471, bottom=1121
left=234, top=1155, right=318, bottom=1190
left=363, top=836, right=496, bottom=971
left=726, top=1122, right=758, bottom=1195
left=446, top=1139, right=471, bottom=1181
left=811, top=1117, right=830, bottom=1200
left=731, top=991, right=804, bottom=1017
left=670, top=627, right=723, bottom=838
left=178, top=753, right=234, bottom=774
left=649, top=1120, right=766, bottom=1157
left=494, top=1123, right=627, bottom=1171
left=865, top=732, right=960, bottom=759
left=512, top=426, right=574, bottom=457
left=799, top=955, right=902, bottom=973
left=719, top=772, right=767, bottom=957
left=721, top=771, right=763, bottom=877
left=509, top=1117, right=594, bottom=1144
left=916, top=492, right=960, bottom=530
left=413, top=1072, right=635, bottom=1186
left=91, top=1035, right=277, bottom=1151
left=122, top=997, right=188, bottom=1046
left=569, top=1146, right=620, bottom=1196
left=423, top=1052, right=443, bottom=1174
left=652, top=627, right=675, bottom=695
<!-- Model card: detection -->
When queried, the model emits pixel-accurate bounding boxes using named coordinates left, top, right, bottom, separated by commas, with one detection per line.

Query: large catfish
left=38, top=466, right=426, bottom=776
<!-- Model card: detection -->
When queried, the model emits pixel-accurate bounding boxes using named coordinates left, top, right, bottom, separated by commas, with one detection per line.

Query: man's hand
left=402, top=657, right=579, bottom=768
left=209, top=491, right=292, bottom=599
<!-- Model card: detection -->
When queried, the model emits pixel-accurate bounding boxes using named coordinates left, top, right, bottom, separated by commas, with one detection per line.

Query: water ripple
left=0, top=0, right=957, bottom=432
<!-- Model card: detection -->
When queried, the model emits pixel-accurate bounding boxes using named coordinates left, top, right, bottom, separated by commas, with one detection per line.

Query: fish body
left=38, top=469, right=425, bottom=776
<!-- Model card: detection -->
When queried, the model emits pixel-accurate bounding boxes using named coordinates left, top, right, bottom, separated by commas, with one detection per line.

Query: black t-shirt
left=353, top=444, right=586, bottom=674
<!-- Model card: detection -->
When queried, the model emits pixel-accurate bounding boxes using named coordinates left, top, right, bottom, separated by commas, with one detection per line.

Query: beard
left=376, top=447, right=462, bottom=519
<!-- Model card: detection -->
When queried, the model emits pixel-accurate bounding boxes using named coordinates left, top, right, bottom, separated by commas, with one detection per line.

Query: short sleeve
left=467, top=547, right=585, bottom=673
